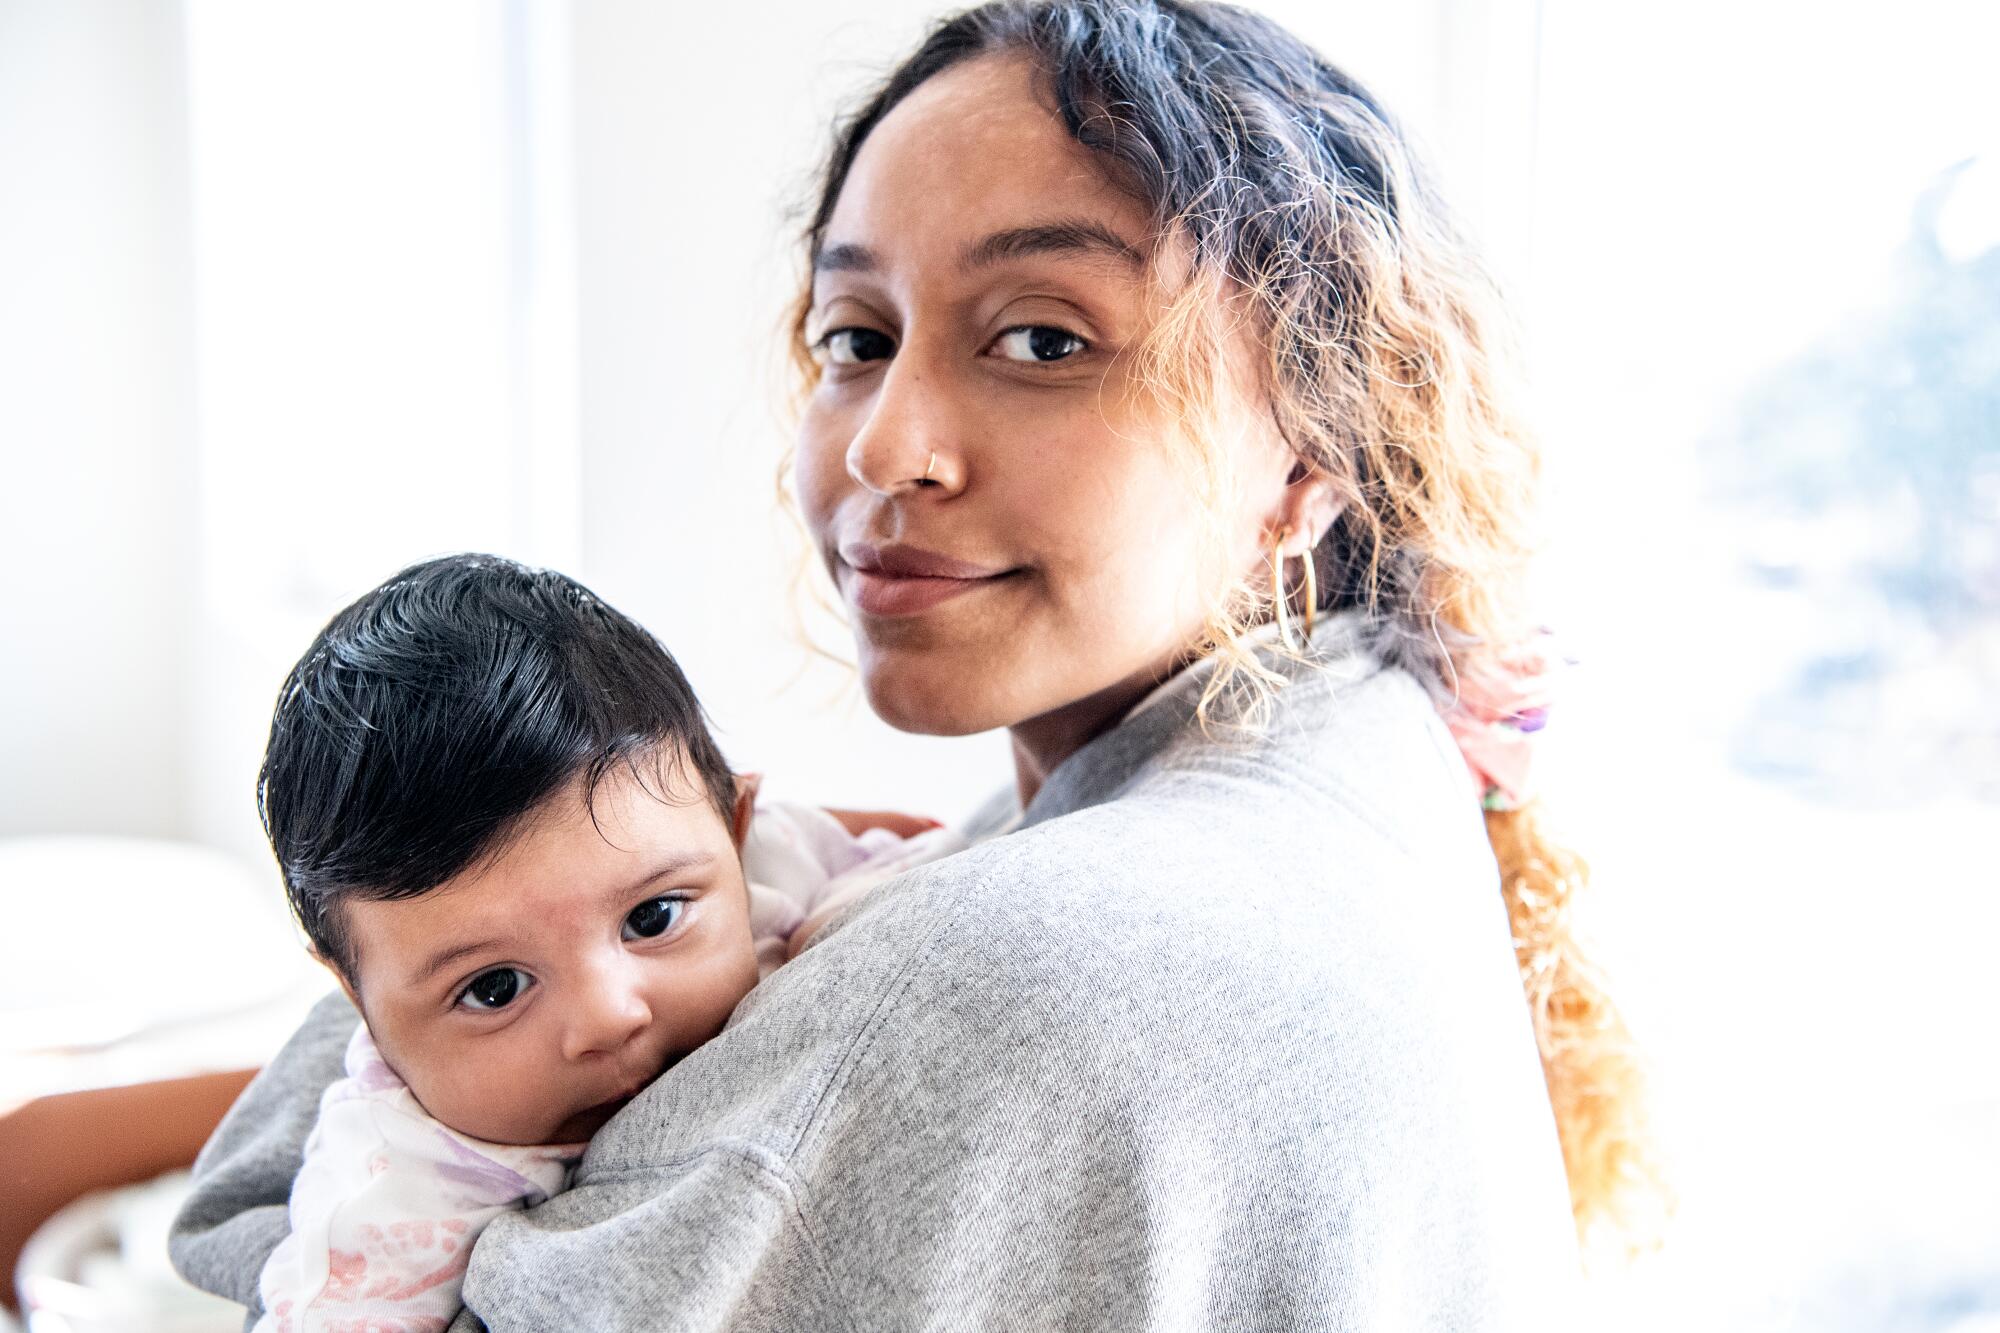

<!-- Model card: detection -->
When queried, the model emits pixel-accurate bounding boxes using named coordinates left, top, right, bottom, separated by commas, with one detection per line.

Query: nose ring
left=925, top=451, right=938, bottom=482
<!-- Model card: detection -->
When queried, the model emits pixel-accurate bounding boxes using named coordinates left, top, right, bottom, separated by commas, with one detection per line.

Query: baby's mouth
left=548, top=1072, right=640, bottom=1136
left=598, top=1052, right=682, bottom=1110
left=552, top=1059, right=678, bottom=1143
left=551, top=1095, right=633, bottom=1144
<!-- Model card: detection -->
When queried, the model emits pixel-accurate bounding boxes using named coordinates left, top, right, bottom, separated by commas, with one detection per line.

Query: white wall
left=0, top=0, right=196, bottom=840
left=0, top=0, right=1515, bottom=855
left=176, top=0, right=552, bottom=863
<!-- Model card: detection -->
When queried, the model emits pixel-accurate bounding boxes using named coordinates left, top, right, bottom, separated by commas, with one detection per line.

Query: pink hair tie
left=1440, top=631, right=1564, bottom=813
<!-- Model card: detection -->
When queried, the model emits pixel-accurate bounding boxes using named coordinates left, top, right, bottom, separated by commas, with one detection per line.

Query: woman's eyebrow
left=812, top=220, right=1144, bottom=276
left=815, top=242, right=876, bottom=274
left=958, top=220, right=1144, bottom=272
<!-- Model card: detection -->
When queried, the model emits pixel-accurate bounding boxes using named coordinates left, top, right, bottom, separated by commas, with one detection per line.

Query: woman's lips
left=839, top=542, right=1015, bottom=618
left=848, top=570, right=996, bottom=616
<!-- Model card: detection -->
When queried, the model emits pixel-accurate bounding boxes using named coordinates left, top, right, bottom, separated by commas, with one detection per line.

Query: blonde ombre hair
left=790, top=0, right=1670, bottom=1261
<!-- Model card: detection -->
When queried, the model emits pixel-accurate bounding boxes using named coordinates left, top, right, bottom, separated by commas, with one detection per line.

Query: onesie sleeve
left=170, top=989, right=362, bottom=1314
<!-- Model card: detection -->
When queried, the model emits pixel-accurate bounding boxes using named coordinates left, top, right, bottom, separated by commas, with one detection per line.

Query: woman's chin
left=859, top=653, right=1018, bottom=737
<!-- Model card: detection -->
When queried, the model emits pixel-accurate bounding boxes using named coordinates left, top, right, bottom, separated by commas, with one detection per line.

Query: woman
left=174, top=1, right=1659, bottom=1325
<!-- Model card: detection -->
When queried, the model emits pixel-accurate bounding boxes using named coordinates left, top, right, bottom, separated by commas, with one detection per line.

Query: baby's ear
left=310, top=948, right=363, bottom=1013
left=729, top=772, right=763, bottom=850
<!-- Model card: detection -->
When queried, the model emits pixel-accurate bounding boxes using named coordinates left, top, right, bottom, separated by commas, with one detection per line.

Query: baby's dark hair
left=260, top=554, right=734, bottom=980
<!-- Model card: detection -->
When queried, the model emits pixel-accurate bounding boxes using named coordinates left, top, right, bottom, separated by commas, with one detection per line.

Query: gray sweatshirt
left=171, top=618, right=1580, bottom=1330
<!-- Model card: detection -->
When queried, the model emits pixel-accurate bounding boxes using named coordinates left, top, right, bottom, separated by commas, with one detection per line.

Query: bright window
left=1524, top=2, right=2000, bottom=1325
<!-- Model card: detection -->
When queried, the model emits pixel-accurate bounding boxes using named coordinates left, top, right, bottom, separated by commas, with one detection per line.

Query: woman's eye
left=991, top=325, right=1087, bottom=364
left=623, top=895, right=686, bottom=941
left=818, top=328, right=896, bottom=366
left=458, top=967, right=530, bottom=1012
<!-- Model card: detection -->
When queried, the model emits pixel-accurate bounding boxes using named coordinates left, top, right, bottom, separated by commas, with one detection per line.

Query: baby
left=247, top=554, right=959, bottom=1332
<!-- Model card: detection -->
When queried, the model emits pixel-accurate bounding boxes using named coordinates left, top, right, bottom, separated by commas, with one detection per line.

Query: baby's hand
left=776, top=804, right=956, bottom=960
left=784, top=875, right=886, bottom=961
left=821, top=808, right=945, bottom=840
left=783, top=808, right=948, bottom=961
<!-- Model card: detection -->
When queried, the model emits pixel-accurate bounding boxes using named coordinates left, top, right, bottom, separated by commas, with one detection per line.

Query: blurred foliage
left=1703, top=160, right=2000, bottom=804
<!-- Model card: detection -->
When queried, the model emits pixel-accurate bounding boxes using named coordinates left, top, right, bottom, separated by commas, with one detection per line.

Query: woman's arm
left=169, top=990, right=359, bottom=1313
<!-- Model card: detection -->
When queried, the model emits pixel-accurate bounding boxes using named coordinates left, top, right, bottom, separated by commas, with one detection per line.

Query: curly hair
left=788, top=0, right=1670, bottom=1261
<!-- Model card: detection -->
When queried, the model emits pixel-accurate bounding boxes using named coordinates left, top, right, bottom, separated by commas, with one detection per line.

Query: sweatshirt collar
left=1015, top=612, right=1374, bottom=832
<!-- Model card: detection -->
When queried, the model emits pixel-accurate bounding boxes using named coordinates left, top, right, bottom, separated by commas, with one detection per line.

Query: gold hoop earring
left=1271, top=529, right=1320, bottom=653
left=1300, top=542, right=1317, bottom=644
left=1272, top=528, right=1299, bottom=653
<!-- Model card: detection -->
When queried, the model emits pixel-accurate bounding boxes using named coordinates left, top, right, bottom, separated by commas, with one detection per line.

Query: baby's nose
left=561, top=972, right=653, bottom=1062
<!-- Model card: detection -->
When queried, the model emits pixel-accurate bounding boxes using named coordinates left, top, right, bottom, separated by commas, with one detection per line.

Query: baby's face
left=336, top=760, right=760, bottom=1145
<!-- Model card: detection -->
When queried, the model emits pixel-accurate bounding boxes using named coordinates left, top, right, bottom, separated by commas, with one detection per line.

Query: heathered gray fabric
left=171, top=617, right=1581, bottom=1330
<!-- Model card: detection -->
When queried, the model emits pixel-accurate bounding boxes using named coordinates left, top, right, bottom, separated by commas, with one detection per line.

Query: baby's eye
left=990, top=325, right=1087, bottom=364
left=458, top=967, right=531, bottom=1012
left=623, top=895, right=686, bottom=941
left=817, top=328, right=895, bottom=366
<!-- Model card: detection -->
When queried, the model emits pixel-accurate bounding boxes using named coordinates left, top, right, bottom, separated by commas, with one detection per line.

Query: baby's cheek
left=399, top=1043, right=552, bottom=1145
left=672, top=945, right=760, bottom=1048
left=720, top=938, right=762, bottom=1011
left=452, top=1079, right=558, bottom=1145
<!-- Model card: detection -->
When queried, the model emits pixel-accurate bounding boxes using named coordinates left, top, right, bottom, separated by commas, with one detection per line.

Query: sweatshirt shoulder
left=811, top=659, right=1505, bottom=1076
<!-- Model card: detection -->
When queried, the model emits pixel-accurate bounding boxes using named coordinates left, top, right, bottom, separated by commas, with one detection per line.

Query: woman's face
left=795, top=55, right=1298, bottom=745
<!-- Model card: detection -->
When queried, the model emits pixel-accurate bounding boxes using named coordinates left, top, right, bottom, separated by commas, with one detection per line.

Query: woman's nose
left=844, top=357, right=963, bottom=496
left=561, top=965, right=654, bottom=1062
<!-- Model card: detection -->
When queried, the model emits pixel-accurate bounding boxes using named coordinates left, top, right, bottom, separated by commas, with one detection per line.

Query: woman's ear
left=1272, top=460, right=1345, bottom=556
left=729, top=772, right=764, bottom=850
